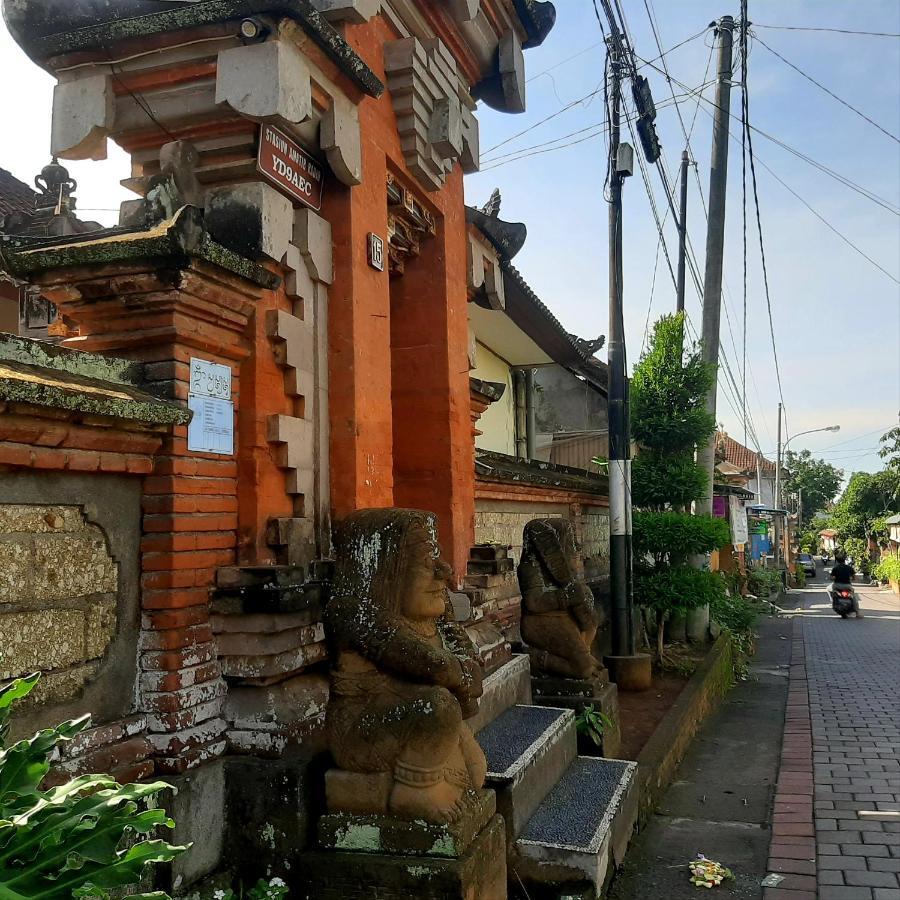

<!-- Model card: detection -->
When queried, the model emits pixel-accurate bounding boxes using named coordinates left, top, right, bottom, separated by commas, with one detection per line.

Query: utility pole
left=775, top=401, right=783, bottom=568
left=607, top=44, right=635, bottom=659
left=695, top=15, right=735, bottom=518
left=676, top=149, right=689, bottom=315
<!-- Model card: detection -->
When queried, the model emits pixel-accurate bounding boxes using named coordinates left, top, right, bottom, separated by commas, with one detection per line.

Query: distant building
left=717, top=430, right=777, bottom=506
left=0, top=161, right=100, bottom=339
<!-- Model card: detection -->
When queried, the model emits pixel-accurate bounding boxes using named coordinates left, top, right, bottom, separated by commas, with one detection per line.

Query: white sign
left=187, top=358, right=234, bottom=455
left=729, top=496, right=749, bottom=546
left=368, top=232, right=385, bottom=271
left=189, top=358, right=232, bottom=400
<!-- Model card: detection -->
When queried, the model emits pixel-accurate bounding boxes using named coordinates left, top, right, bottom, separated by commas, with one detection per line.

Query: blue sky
left=466, top=0, right=900, bottom=481
left=1, top=1, right=897, bottom=481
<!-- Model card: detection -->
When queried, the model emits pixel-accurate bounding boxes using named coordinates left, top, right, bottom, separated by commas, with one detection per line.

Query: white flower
left=213, top=890, right=226, bottom=899
left=269, top=879, right=285, bottom=888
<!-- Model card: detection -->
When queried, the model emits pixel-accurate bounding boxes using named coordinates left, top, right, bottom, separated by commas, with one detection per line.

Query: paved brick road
left=767, top=581, right=900, bottom=900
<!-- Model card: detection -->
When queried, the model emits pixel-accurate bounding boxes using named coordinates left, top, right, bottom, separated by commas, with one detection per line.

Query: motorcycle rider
left=830, top=550, right=863, bottom=618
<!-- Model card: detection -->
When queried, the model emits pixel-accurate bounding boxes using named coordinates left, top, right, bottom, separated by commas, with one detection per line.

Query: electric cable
left=752, top=24, right=900, bottom=38
left=753, top=34, right=899, bottom=144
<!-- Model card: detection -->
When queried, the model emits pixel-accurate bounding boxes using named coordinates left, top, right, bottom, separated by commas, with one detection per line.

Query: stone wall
left=0, top=473, right=142, bottom=738
left=474, top=497, right=610, bottom=578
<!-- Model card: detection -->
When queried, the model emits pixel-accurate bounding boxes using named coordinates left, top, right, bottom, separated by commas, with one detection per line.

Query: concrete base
left=466, top=653, right=531, bottom=734
left=296, top=814, right=507, bottom=900
left=605, top=654, right=653, bottom=692
left=317, top=789, right=495, bottom=858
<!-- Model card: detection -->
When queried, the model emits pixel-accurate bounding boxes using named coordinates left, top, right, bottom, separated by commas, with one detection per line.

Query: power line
left=753, top=34, right=900, bottom=144
left=752, top=24, right=900, bottom=38
left=636, top=53, right=900, bottom=215
left=482, top=82, right=605, bottom=155
left=637, top=4, right=766, bottom=449
left=637, top=55, right=900, bottom=283
left=743, top=24, right=788, bottom=423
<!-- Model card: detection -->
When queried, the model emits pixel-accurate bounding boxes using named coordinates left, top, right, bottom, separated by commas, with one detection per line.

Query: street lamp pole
left=776, top=421, right=842, bottom=510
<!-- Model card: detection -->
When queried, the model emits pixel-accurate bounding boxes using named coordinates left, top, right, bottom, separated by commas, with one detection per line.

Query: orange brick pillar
left=39, top=255, right=265, bottom=773
left=323, top=110, right=394, bottom=518
left=389, top=168, right=475, bottom=580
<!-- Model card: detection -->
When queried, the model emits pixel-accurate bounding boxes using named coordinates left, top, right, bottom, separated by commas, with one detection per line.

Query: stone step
left=465, top=570, right=517, bottom=590
left=477, top=705, right=576, bottom=843
left=466, top=653, right=531, bottom=734
left=514, top=757, right=638, bottom=895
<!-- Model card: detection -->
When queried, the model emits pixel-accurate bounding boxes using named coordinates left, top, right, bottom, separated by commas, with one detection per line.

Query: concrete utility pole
left=695, top=15, right=735, bottom=517
left=607, top=46, right=635, bottom=659
left=775, top=401, right=783, bottom=567
left=676, top=149, right=689, bottom=315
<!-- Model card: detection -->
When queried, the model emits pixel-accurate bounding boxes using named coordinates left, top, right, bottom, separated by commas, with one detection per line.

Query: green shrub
left=631, top=453, right=709, bottom=510
left=842, top=536, right=871, bottom=575
left=709, top=587, right=762, bottom=636
left=633, top=511, right=731, bottom=565
left=635, top=567, right=728, bottom=616
left=873, top=555, right=900, bottom=583
left=0, top=674, right=186, bottom=900
left=747, top=567, right=782, bottom=598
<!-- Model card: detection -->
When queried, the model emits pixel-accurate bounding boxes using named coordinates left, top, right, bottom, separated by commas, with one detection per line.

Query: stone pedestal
left=531, top=675, right=621, bottom=758
left=298, top=791, right=506, bottom=900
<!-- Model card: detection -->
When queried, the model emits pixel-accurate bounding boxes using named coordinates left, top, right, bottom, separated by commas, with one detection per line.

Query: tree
left=630, top=314, right=729, bottom=659
left=830, top=470, right=898, bottom=544
left=879, top=424, right=900, bottom=471
left=782, top=450, right=843, bottom=527
left=631, top=313, right=716, bottom=509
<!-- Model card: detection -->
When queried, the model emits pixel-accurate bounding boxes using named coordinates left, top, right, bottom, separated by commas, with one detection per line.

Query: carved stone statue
left=324, top=508, right=487, bottom=825
left=517, top=518, right=604, bottom=680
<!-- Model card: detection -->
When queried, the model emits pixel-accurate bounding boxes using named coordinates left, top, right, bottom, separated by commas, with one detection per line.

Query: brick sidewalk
left=766, top=587, right=900, bottom=900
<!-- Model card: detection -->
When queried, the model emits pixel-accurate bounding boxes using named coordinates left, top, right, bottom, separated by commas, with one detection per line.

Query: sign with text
left=187, top=358, right=234, bottom=455
left=257, top=125, right=324, bottom=211
left=729, top=496, right=749, bottom=546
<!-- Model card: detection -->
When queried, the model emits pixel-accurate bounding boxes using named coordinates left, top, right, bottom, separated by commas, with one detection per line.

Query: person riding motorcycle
left=830, top=550, right=863, bottom=618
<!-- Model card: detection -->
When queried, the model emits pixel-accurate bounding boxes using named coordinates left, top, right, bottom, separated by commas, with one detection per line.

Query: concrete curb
left=633, top=633, right=735, bottom=827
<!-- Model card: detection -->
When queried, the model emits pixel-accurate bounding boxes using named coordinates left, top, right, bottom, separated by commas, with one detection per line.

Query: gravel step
left=515, top=756, right=638, bottom=892
left=477, top=704, right=576, bottom=841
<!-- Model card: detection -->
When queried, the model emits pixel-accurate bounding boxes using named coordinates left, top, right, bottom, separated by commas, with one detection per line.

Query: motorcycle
left=830, top=586, right=855, bottom=618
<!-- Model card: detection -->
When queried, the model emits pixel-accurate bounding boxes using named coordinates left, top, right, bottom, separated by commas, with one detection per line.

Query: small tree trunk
left=657, top=611, right=667, bottom=662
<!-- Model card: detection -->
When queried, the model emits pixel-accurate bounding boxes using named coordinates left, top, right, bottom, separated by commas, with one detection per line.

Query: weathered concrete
left=1, top=472, right=142, bottom=737
left=609, top=615, right=792, bottom=899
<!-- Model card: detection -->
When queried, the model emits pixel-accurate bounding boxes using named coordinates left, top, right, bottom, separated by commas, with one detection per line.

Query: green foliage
left=842, top=536, right=871, bottom=575
left=213, top=878, right=290, bottom=900
left=831, top=470, right=900, bottom=542
left=709, top=585, right=762, bottom=636
left=0, top=674, right=187, bottom=900
left=630, top=453, right=709, bottom=510
left=631, top=314, right=716, bottom=456
left=633, top=512, right=731, bottom=568
left=782, top=450, right=843, bottom=527
left=873, top=555, right=900, bottom=584
left=574, top=706, right=615, bottom=748
left=747, top=567, right=782, bottom=598
left=879, top=425, right=900, bottom=471
left=793, top=564, right=807, bottom=588
left=634, top=567, right=728, bottom=616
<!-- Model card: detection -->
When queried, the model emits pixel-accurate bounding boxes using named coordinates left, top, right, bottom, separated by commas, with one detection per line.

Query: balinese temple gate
left=0, top=2, right=639, bottom=897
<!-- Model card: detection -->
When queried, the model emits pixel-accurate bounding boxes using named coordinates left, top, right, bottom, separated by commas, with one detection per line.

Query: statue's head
left=332, top=508, right=452, bottom=621
left=521, top=518, right=579, bottom=585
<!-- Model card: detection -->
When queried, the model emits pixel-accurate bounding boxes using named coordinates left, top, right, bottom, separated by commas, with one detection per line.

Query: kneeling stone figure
left=518, top=518, right=604, bottom=680
left=324, top=508, right=486, bottom=825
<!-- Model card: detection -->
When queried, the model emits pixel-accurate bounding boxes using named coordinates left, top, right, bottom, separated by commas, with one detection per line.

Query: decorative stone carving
left=51, top=73, right=114, bottom=161
left=323, top=509, right=486, bottom=823
left=216, top=40, right=312, bottom=125
left=448, top=0, right=481, bottom=22
left=312, top=0, right=381, bottom=23
left=383, top=37, right=480, bottom=190
left=517, top=518, right=603, bottom=680
left=473, top=30, right=526, bottom=113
